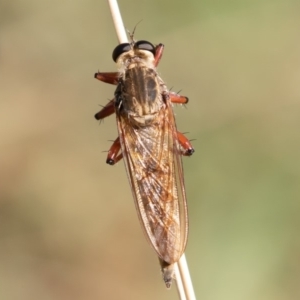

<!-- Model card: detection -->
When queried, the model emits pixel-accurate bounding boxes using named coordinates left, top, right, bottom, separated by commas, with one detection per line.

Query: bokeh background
left=1, top=0, right=300, bottom=299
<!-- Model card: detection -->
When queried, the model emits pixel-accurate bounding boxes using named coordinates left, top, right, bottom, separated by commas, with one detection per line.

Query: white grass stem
left=177, top=254, right=196, bottom=300
left=107, top=0, right=128, bottom=43
left=174, top=262, right=187, bottom=300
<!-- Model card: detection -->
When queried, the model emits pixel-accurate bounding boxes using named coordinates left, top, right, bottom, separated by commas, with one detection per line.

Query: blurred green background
left=1, top=0, right=300, bottom=299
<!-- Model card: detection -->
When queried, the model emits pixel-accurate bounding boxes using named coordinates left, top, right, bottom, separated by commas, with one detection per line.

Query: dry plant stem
left=174, top=263, right=187, bottom=300
left=178, top=254, right=196, bottom=300
left=106, top=0, right=195, bottom=298
left=107, top=0, right=128, bottom=43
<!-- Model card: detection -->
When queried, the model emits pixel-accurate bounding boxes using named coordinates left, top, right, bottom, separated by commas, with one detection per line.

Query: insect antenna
left=127, top=19, right=143, bottom=43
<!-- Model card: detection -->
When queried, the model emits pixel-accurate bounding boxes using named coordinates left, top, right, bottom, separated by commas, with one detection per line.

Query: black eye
left=134, top=40, right=156, bottom=56
left=112, top=43, right=131, bottom=62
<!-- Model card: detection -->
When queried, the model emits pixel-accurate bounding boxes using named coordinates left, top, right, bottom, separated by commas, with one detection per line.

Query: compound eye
left=134, top=40, right=156, bottom=56
left=112, top=43, right=131, bottom=62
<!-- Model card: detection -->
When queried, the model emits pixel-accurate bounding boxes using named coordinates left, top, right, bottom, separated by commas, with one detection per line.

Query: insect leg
left=94, top=99, right=115, bottom=120
left=154, top=43, right=164, bottom=67
left=177, top=131, right=194, bottom=156
left=106, top=137, right=123, bottom=165
left=94, top=72, right=118, bottom=85
left=169, top=92, right=189, bottom=104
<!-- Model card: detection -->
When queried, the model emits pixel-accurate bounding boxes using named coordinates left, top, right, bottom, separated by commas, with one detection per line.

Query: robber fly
left=94, top=38, right=194, bottom=288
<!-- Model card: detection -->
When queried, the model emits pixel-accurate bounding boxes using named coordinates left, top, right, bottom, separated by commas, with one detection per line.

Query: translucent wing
left=116, top=101, right=188, bottom=264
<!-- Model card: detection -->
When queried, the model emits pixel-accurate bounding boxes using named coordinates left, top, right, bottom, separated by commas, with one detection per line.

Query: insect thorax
left=115, top=64, right=166, bottom=126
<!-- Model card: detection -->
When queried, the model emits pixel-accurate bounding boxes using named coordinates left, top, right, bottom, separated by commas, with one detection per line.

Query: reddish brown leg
left=94, top=72, right=118, bottom=85
left=95, top=99, right=115, bottom=120
left=169, top=92, right=189, bottom=104
left=154, top=44, right=164, bottom=67
left=106, top=137, right=123, bottom=165
left=177, top=132, right=194, bottom=156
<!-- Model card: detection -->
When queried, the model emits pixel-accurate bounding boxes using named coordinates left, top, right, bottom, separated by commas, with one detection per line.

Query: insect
left=94, top=38, right=194, bottom=288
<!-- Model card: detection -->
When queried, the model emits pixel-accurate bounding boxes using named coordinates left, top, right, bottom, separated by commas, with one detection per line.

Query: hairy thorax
left=116, top=59, right=167, bottom=127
